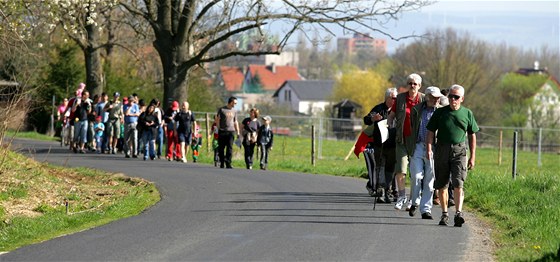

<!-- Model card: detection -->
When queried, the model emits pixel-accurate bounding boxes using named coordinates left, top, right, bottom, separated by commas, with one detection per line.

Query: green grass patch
left=0, top=149, right=160, bottom=251
left=4, top=131, right=59, bottom=142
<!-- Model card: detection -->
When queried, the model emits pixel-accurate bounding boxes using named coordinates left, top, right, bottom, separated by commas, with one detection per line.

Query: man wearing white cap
left=406, top=86, right=444, bottom=220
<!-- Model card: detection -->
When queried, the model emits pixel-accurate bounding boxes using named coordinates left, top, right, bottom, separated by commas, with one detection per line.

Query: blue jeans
left=156, top=126, right=164, bottom=157
left=74, top=120, right=88, bottom=144
left=409, top=142, right=434, bottom=213
left=142, top=130, right=156, bottom=160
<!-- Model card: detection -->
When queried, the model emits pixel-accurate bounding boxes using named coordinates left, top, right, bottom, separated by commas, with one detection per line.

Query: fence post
left=538, top=128, right=542, bottom=167
left=498, top=130, right=503, bottom=165
left=318, top=117, right=323, bottom=160
left=311, top=125, right=315, bottom=166
left=512, top=131, right=518, bottom=179
left=205, top=113, right=210, bottom=153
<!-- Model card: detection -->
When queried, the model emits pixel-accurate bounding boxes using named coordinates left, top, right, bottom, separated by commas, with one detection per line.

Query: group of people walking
left=213, top=96, right=274, bottom=170
left=57, top=88, right=273, bottom=169
left=57, top=83, right=202, bottom=162
left=359, top=73, right=479, bottom=227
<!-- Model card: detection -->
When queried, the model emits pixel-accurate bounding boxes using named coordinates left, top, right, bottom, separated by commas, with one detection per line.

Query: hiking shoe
left=439, top=214, right=449, bottom=226
left=366, top=184, right=375, bottom=197
left=421, top=212, right=433, bottom=220
left=394, top=196, right=408, bottom=210
left=409, top=205, right=417, bottom=217
left=454, top=212, right=465, bottom=227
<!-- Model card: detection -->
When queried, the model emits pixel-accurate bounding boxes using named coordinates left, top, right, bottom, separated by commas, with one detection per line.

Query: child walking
left=257, top=115, right=274, bottom=170
left=93, top=116, right=105, bottom=153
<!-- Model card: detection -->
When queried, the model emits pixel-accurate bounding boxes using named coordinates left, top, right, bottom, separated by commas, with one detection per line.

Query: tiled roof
left=247, top=65, right=301, bottom=91
left=219, top=66, right=244, bottom=92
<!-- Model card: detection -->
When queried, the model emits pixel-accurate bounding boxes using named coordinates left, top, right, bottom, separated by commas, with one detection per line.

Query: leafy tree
left=499, top=73, right=545, bottom=127
left=35, top=0, right=121, bottom=96
left=331, top=67, right=391, bottom=116
left=45, top=44, right=86, bottom=100
left=120, top=0, right=431, bottom=108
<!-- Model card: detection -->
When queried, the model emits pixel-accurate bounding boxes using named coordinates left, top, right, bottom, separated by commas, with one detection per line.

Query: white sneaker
left=405, top=199, right=413, bottom=211
left=394, top=196, right=408, bottom=210
left=182, top=157, right=187, bottom=163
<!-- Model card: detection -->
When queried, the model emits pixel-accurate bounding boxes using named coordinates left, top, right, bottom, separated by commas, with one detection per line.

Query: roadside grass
left=4, top=131, right=59, bottom=142
left=5, top=132, right=560, bottom=260
left=0, top=148, right=160, bottom=251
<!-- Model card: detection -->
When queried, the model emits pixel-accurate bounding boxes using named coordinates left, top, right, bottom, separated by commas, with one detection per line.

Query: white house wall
left=298, top=101, right=332, bottom=115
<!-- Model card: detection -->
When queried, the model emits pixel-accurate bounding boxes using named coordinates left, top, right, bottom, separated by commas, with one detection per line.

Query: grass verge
left=0, top=148, right=160, bottom=251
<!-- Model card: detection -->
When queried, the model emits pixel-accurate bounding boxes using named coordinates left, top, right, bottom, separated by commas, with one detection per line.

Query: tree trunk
left=154, top=38, right=192, bottom=109
left=84, top=23, right=104, bottom=96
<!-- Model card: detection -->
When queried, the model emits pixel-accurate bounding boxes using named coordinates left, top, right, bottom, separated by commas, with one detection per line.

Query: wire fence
left=194, top=111, right=560, bottom=159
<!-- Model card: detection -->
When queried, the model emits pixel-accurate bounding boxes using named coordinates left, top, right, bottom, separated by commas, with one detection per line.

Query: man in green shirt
left=426, top=84, right=479, bottom=227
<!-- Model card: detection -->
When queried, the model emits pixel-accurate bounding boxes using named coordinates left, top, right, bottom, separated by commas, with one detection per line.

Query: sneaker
left=439, top=214, right=449, bottom=226
left=394, top=196, right=408, bottom=210
left=421, top=212, right=433, bottom=220
left=454, top=212, right=465, bottom=227
left=366, top=184, right=375, bottom=197
left=408, top=205, right=417, bottom=217
left=405, top=199, right=413, bottom=211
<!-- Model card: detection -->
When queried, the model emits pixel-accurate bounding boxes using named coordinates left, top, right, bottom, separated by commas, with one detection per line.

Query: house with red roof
left=214, top=64, right=299, bottom=111
left=215, top=66, right=244, bottom=92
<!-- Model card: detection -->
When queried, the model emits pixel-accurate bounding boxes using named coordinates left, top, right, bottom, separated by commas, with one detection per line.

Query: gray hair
left=384, top=87, right=397, bottom=99
left=407, top=73, right=422, bottom=85
left=449, top=84, right=465, bottom=97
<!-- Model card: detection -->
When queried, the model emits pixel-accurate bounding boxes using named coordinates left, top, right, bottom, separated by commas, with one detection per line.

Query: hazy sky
left=380, top=0, right=560, bottom=54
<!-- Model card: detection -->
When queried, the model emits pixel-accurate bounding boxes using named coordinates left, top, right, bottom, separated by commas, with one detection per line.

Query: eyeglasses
left=408, top=82, right=418, bottom=86
left=448, top=94, right=461, bottom=100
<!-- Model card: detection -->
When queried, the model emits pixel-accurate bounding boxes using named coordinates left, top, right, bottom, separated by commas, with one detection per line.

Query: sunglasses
left=448, top=94, right=461, bottom=100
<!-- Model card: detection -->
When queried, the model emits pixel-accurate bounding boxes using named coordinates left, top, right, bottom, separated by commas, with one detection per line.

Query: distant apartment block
left=337, top=33, right=387, bottom=55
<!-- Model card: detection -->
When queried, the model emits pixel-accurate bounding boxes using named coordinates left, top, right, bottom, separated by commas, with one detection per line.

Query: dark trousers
left=243, top=142, right=256, bottom=168
left=363, top=148, right=377, bottom=189
left=218, top=131, right=235, bottom=168
left=259, top=144, right=271, bottom=169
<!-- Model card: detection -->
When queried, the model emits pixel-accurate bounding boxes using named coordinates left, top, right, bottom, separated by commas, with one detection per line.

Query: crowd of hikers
left=56, top=84, right=274, bottom=169
left=56, top=83, right=202, bottom=162
left=355, top=73, right=479, bottom=227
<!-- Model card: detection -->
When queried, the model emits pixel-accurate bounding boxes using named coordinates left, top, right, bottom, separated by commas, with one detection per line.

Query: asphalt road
left=1, top=139, right=474, bottom=261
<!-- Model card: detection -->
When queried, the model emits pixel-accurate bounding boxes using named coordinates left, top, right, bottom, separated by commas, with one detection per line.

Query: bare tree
left=392, top=28, right=503, bottom=124
left=120, top=0, right=431, bottom=107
